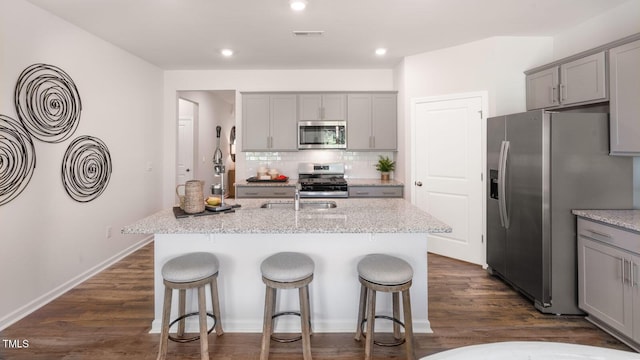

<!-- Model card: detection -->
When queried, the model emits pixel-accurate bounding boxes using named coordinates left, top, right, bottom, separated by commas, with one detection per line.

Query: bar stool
left=157, top=252, right=224, bottom=360
left=260, top=252, right=314, bottom=360
left=355, top=254, right=415, bottom=360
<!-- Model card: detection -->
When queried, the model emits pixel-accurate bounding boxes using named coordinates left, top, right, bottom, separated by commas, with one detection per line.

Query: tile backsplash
left=243, top=150, right=395, bottom=179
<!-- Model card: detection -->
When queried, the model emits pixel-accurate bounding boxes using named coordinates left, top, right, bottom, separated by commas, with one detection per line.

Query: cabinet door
left=578, top=236, right=633, bottom=337
left=526, top=67, right=559, bottom=110
left=349, top=186, right=403, bottom=198
left=347, top=94, right=372, bottom=150
left=242, top=94, right=270, bottom=150
left=270, top=94, right=298, bottom=150
left=322, top=94, right=346, bottom=120
left=609, top=39, right=640, bottom=155
left=560, top=51, right=607, bottom=105
left=298, top=94, right=322, bottom=121
left=372, top=94, right=397, bottom=150
left=634, top=254, right=640, bottom=343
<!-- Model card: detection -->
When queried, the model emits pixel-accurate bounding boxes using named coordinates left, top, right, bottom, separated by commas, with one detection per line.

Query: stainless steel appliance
left=487, top=110, right=633, bottom=314
left=298, top=121, right=347, bottom=149
left=298, top=163, right=348, bottom=198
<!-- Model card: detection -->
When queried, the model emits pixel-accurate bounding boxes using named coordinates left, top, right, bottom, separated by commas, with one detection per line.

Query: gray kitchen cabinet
left=609, top=39, right=640, bottom=156
left=298, top=93, right=346, bottom=121
left=577, top=218, right=640, bottom=346
left=348, top=185, right=403, bottom=198
left=242, top=93, right=297, bottom=151
left=526, top=67, right=559, bottom=109
left=347, top=93, right=397, bottom=150
left=236, top=185, right=295, bottom=198
left=526, top=51, right=607, bottom=110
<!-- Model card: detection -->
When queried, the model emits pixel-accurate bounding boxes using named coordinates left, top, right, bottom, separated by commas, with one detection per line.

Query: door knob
left=186, top=168, right=190, bottom=172
left=415, top=181, right=422, bottom=187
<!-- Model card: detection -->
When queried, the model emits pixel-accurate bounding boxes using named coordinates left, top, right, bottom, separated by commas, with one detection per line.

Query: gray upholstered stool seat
left=355, top=254, right=415, bottom=360
left=162, top=252, right=220, bottom=282
left=261, top=251, right=314, bottom=282
left=157, top=252, right=224, bottom=360
left=260, top=252, right=314, bottom=360
left=357, top=253, right=413, bottom=285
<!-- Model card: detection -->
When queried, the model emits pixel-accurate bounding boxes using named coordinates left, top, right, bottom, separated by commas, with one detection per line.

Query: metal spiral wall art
left=14, top=63, right=82, bottom=143
left=61, top=135, right=112, bottom=203
left=0, top=115, right=36, bottom=206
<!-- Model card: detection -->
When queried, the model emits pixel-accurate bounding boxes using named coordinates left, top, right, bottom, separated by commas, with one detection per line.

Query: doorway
left=176, top=91, right=236, bottom=197
left=411, top=92, right=487, bottom=265
left=177, top=98, right=197, bottom=185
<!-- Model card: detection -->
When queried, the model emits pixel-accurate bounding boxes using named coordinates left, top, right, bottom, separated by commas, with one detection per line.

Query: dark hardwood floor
left=0, top=242, right=632, bottom=359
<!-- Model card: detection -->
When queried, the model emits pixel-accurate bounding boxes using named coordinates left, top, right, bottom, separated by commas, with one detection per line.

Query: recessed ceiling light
left=221, top=49, right=234, bottom=57
left=290, top=0, right=307, bottom=11
left=375, top=48, right=387, bottom=56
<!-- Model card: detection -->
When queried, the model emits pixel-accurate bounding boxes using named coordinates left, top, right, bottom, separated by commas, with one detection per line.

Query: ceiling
left=26, top=0, right=631, bottom=70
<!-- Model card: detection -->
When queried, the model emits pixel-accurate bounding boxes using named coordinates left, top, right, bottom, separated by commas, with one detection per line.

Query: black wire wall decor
left=61, top=135, right=112, bottom=203
left=0, top=115, right=36, bottom=206
left=15, top=63, right=82, bottom=143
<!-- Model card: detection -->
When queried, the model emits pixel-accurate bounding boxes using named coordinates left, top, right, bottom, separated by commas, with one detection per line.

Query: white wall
left=163, top=70, right=395, bottom=207
left=553, top=0, right=640, bottom=60
left=399, top=36, right=554, bottom=199
left=0, top=0, right=163, bottom=330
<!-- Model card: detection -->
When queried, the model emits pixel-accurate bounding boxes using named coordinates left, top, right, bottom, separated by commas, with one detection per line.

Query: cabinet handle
left=356, top=191, right=369, bottom=195
left=552, top=86, right=557, bottom=104
left=560, top=84, right=566, bottom=102
left=623, top=259, right=632, bottom=285
left=372, top=136, right=375, bottom=148
left=585, top=228, right=612, bottom=239
left=633, top=263, right=637, bottom=287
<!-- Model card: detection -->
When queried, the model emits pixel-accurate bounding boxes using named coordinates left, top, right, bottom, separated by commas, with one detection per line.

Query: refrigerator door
left=504, top=110, right=550, bottom=306
left=486, top=116, right=507, bottom=275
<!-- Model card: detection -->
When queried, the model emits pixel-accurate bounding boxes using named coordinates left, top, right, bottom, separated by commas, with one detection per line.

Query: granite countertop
left=572, top=209, right=640, bottom=233
left=122, top=198, right=451, bottom=235
left=235, top=178, right=403, bottom=187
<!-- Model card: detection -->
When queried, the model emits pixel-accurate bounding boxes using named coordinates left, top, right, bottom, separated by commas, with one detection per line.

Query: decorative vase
left=380, top=172, right=390, bottom=181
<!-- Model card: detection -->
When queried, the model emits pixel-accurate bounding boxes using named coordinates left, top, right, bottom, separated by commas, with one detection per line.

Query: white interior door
left=412, top=93, right=485, bottom=265
left=177, top=117, right=194, bottom=184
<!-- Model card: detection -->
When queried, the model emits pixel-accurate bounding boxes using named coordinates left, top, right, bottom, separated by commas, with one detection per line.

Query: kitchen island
left=122, top=198, right=451, bottom=334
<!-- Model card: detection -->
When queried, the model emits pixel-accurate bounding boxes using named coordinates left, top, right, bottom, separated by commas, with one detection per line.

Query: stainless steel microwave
left=298, top=121, right=347, bottom=149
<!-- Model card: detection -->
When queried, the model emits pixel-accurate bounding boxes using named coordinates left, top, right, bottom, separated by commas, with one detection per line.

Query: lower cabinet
left=236, top=185, right=295, bottom=198
left=348, top=186, right=403, bottom=198
left=577, top=218, right=640, bottom=348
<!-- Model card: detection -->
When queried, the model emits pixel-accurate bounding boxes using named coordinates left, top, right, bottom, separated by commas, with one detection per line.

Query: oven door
left=298, top=121, right=346, bottom=149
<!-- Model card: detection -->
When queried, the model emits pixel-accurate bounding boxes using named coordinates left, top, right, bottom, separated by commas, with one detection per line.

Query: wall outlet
left=106, top=226, right=112, bottom=239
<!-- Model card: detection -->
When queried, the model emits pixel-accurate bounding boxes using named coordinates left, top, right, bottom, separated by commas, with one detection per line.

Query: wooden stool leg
left=157, top=286, right=173, bottom=360
left=354, top=284, right=367, bottom=341
left=364, top=288, right=376, bottom=360
left=210, top=276, right=224, bottom=336
left=177, top=289, right=186, bottom=337
left=260, top=286, right=276, bottom=360
left=198, top=286, right=209, bottom=360
left=299, top=285, right=312, bottom=360
left=392, top=292, right=401, bottom=339
left=402, top=289, right=415, bottom=360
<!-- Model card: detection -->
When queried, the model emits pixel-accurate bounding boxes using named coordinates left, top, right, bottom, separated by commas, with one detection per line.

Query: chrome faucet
left=294, top=184, right=301, bottom=211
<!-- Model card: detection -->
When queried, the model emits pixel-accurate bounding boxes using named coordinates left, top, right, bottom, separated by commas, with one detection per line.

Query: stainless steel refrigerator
left=486, top=110, right=633, bottom=315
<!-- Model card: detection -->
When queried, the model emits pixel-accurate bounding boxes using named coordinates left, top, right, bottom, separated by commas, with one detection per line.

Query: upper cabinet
left=526, top=51, right=607, bottom=110
left=298, top=94, right=346, bottom=121
left=242, top=93, right=297, bottom=151
left=347, top=93, right=397, bottom=151
left=609, top=39, right=640, bottom=156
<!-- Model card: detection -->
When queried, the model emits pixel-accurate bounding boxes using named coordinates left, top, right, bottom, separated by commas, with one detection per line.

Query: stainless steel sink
left=260, top=201, right=337, bottom=209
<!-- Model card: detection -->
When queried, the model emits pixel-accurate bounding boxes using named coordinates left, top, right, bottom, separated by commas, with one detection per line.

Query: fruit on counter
left=275, top=175, right=287, bottom=180
left=206, top=196, right=221, bottom=206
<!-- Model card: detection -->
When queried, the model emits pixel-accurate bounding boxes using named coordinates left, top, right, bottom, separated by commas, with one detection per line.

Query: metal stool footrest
left=168, top=312, right=217, bottom=343
left=360, top=315, right=406, bottom=347
left=270, top=311, right=312, bottom=343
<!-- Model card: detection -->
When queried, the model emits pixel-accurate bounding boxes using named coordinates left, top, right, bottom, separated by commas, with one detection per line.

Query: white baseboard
left=0, top=236, right=153, bottom=332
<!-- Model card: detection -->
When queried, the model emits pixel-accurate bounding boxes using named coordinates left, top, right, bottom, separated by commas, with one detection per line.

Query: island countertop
left=122, top=198, right=451, bottom=235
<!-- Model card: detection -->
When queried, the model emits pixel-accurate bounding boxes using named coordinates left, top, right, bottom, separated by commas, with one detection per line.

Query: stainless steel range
left=298, top=163, right=348, bottom=198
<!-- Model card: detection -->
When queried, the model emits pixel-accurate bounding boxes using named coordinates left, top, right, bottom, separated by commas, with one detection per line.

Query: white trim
left=0, top=236, right=154, bottom=332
